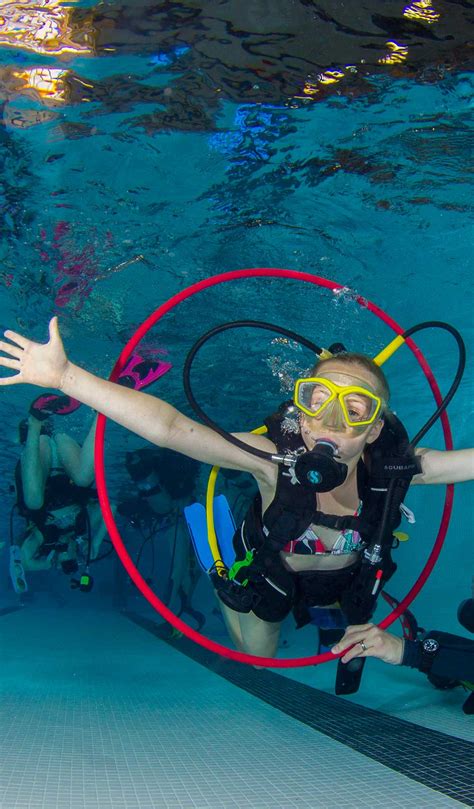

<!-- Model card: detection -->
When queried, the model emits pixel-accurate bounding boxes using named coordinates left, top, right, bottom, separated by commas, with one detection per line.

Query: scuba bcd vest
left=15, top=461, right=97, bottom=534
left=227, top=400, right=421, bottom=625
left=14, top=461, right=96, bottom=550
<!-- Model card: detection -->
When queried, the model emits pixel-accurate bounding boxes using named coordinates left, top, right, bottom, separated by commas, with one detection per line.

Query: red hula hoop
left=94, top=268, right=454, bottom=667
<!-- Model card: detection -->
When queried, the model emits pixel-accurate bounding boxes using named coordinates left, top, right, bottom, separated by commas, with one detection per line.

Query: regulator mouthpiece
left=294, top=440, right=348, bottom=492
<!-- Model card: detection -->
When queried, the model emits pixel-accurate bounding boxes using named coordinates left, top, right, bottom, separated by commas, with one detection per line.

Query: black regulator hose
left=401, top=322, right=466, bottom=448
left=183, top=320, right=323, bottom=463
left=183, top=319, right=466, bottom=459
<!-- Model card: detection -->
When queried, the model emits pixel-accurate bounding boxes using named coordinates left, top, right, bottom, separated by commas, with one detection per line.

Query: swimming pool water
left=1, top=0, right=473, bottom=729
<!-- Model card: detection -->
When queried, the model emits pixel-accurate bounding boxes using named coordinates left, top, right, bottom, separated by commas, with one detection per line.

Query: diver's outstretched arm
left=333, top=624, right=474, bottom=684
left=413, top=447, right=474, bottom=485
left=0, top=319, right=275, bottom=478
left=20, top=527, right=54, bottom=572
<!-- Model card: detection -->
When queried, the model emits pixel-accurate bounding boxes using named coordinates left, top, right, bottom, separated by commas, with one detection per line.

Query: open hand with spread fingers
left=0, top=317, right=69, bottom=391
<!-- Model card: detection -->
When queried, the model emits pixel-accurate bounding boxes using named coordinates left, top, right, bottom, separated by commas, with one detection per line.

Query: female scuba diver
left=12, top=403, right=108, bottom=586
left=0, top=317, right=473, bottom=658
left=11, top=349, right=169, bottom=591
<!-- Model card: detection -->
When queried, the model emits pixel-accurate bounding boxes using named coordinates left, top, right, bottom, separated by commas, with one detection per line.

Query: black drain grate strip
left=127, top=612, right=474, bottom=807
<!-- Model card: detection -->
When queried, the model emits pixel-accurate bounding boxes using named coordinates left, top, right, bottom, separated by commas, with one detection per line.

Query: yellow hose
left=205, top=425, right=268, bottom=576
left=373, top=335, right=406, bottom=367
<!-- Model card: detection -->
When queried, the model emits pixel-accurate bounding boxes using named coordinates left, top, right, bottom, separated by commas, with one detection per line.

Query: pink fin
left=30, top=393, right=81, bottom=420
left=118, top=354, right=172, bottom=391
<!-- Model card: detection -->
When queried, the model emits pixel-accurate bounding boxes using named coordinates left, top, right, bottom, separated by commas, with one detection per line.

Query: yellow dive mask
left=293, top=377, right=383, bottom=428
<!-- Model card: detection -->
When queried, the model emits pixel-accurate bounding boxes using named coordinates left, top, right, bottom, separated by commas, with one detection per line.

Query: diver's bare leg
left=218, top=600, right=280, bottom=661
left=238, top=611, right=281, bottom=660
left=218, top=599, right=245, bottom=649
left=20, top=417, right=52, bottom=510
left=54, top=414, right=97, bottom=487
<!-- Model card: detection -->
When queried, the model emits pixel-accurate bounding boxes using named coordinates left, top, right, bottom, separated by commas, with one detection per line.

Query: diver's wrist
left=394, top=637, right=404, bottom=665
left=58, top=359, right=73, bottom=393
left=401, top=639, right=423, bottom=669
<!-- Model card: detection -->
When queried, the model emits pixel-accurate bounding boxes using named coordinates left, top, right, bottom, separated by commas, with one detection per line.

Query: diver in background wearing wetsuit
left=118, top=446, right=205, bottom=629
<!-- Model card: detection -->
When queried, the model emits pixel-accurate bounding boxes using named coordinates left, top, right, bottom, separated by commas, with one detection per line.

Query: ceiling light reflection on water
left=0, top=0, right=93, bottom=56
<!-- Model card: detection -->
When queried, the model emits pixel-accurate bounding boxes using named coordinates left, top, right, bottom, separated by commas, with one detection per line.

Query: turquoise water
left=1, top=0, right=473, bottom=688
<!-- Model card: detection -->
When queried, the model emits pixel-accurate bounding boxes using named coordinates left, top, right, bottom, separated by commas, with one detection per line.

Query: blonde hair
left=312, top=352, right=390, bottom=404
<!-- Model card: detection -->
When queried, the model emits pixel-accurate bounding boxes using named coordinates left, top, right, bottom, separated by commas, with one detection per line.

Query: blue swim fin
left=184, top=494, right=236, bottom=573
